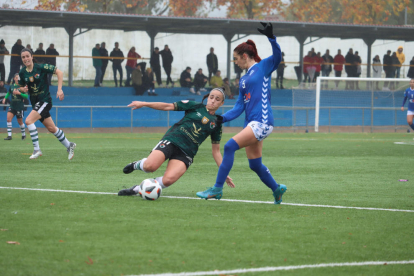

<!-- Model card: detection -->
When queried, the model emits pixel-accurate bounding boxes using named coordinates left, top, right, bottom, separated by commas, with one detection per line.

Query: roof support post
left=295, top=35, right=308, bottom=84
left=146, top=29, right=158, bottom=59
left=65, top=26, right=77, bottom=87
left=223, top=33, right=234, bottom=80
left=363, top=38, right=376, bottom=78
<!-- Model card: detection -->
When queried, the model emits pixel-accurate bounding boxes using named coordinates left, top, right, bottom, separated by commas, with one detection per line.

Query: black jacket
left=206, top=53, right=218, bottom=71
left=34, top=49, right=46, bottom=64
left=110, top=48, right=124, bottom=66
left=180, top=70, right=191, bottom=86
left=194, top=72, right=207, bottom=85
left=383, top=54, right=392, bottom=73
left=99, top=47, right=109, bottom=66
left=150, top=51, right=160, bottom=68
left=11, top=43, right=24, bottom=65
left=160, top=49, right=173, bottom=67
left=322, top=54, right=334, bottom=71
left=408, top=60, right=414, bottom=78
left=345, top=52, right=355, bottom=74
left=46, top=48, right=59, bottom=66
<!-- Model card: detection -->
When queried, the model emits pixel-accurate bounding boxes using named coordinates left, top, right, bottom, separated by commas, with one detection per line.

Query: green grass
left=1, top=132, right=414, bottom=276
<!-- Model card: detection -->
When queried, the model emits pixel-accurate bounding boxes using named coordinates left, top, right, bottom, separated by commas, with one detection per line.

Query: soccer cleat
left=22, top=136, right=26, bottom=140
left=273, top=184, right=287, bottom=204
left=4, top=136, right=12, bottom=140
left=196, top=186, right=223, bottom=200
left=67, top=142, right=76, bottom=160
left=29, top=150, right=43, bottom=159
left=123, top=160, right=142, bottom=174
left=118, top=185, right=140, bottom=196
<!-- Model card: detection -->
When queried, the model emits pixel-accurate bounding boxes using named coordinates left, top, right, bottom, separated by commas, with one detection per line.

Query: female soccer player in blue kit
left=197, top=22, right=287, bottom=204
left=401, top=79, right=414, bottom=130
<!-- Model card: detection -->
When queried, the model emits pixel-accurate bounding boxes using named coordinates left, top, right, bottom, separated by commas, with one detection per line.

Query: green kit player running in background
left=2, top=73, right=27, bottom=140
left=17, top=48, right=76, bottom=160
left=119, top=88, right=234, bottom=196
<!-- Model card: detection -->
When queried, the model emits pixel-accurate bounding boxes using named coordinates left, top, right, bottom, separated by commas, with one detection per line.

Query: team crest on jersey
left=29, top=76, right=34, bottom=82
left=201, top=116, right=209, bottom=124
left=34, top=74, right=40, bottom=79
left=210, top=122, right=215, bottom=129
left=44, top=64, right=49, bottom=69
left=160, top=143, right=165, bottom=148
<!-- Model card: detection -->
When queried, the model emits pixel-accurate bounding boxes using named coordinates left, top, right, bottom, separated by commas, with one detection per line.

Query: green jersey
left=162, top=101, right=223, bottom=158
left=6, top=83, right=28, bottom=111
left=18, top=63, right=56, bottom=107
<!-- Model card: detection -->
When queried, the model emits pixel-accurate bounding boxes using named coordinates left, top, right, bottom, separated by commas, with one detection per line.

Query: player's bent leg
left=123, top=150, right=165, bottom=174
left=407, top=115, right=414, bottom=131
left=5, top=112, right=14, bottom=140
left=161, top=159, right=187, bottom=188
left=26, top=111, right=42, bottom=159
left=17, top=117, right=26, bottom=140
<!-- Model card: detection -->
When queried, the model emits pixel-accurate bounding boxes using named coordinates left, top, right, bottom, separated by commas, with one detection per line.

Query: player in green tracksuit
left=2, top=73, right=27, bottom=140
left=118, top=87, right=235, bottom=196
left=17, top=48, right=76, bottom=160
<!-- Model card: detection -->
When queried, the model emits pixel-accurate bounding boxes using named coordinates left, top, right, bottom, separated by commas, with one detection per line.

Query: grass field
left=1, top=132, right=414, bottom=276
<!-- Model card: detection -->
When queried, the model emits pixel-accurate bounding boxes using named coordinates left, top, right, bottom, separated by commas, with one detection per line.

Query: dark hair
left=202, top=87, right=226, bottom=103
left=155, top=47, right=159, bottom=50
left=234, top=39, right=261, bottom=62
left=186, top=66, right=191, bottom=70
left=20, top=48, right=38, bottom=64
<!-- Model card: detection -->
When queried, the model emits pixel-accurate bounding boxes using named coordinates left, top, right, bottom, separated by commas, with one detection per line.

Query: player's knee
left=248, top=160, right=261, bottom=172
left=408, top=119, right=413, bottom=125
left=224, top=139, right=239, bottom=154
left=47, top=125, right=57, bottom=133
left=6, top=119, right=12, bottom=123
left=25, top=118, right=32, bottom=125
left=162, top=175, right=176, bottom=186
left=143, top=162, right=157, bottom=173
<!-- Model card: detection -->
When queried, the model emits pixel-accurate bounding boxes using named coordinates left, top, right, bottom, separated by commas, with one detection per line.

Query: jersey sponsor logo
left=210, top=122, right=216, bottom=129
left=196, top=112, right=202, bottom=117
left=180, top=126, right=198, bottom=144
left=244, top=92, right=251, bottom=104
left=191, top=123, right=202, bottom=137
left=181, top=100, right=189, bottom=103
left=201, top=116, right=209, bottom=124
left=29, top=76, right=34, bottom=82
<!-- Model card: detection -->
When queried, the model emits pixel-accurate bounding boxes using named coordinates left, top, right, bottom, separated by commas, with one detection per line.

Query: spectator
left=110, top=42, right=124, bottom=87
left=354, top=51, right=361, bottom=89
left=276, top=52, right=286, bottom=89
left=333, top=49, right=345, bottom=88
left=160, top=45, right=174, bottom=87
left=143, top=67, right=157, bottom=96
left=206, top=47, right=218, bottom=83
left=0, top=39, right=9, bottom=82
left=407, top=56, right=414, bottom=79
left=321, top=49, right=333, bottom=89
left=92, top=43, right=102, bottom=87
left=230, top=78, right=240, bottom=97
left=132, top=64, right=145, bottom=95
left=0, top=80, right=8, bottom=111
left=99, top=42, right=109, bottom=86
left=345, top=48, right=355, bottom=89
left=383, top=50, right=392, bottom=90
left=7, top=39, right=24, bottom=85
left=396, top=46, right=405, bottom=78
left=46, top=43, right=59, bottom=85
left=150, top=47, right=162, bottom=87
left=372, top=55, right=382, bottom=90
left=314, top=52, right=323, bottom=82
left=125, top=47, right=141, bottom=87
left=34, top=43, right=46, bottom=64
left=210, top=70, right=223, bottom=88
left=234, top=57, right=243, bottom=79
left=303, top=51, right=314, bottom=84
left=310, top=47, right=317, bottom=57
left=222, top=78, right=233, bottom=99
left=194, top=68, right=208, bottom=95
left=179, top=66, right=195, bottom=94
left=390, top=52, right=400, bottom=90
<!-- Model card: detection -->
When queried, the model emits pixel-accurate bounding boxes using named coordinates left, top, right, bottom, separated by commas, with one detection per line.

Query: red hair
left=234, top=40, right=261, bottom=62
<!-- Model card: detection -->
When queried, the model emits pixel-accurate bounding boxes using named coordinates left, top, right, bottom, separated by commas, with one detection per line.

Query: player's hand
left=1, top=98, right=5, bottom=104
left=225, top=176, right=235, bottom=188
left=12, top=89, right=20, bottom=95
left=56, top=89, right=64, bottom=101
left=401, top=107, right=404, bottom=112
left=257, top=22, right=274, bottom=39
left=128, top=101, right=146, bottom=110
left=21, top=86, right=28, bottom=93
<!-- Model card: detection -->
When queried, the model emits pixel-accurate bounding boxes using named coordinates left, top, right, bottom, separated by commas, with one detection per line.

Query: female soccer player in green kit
left=118, top=88, right=234, bottom=195
left=17, top=48, right=76, bottom=160
left=2, top=73, right=27, bottom=140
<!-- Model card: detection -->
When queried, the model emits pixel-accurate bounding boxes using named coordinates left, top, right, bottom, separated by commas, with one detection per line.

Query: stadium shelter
left=0, top=8, right=414, bottom=86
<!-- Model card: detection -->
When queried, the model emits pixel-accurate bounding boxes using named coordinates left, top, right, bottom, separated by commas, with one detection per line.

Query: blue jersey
left=402, top=87, right=414, bottom=111
left=222, top=37, right=282, bottom=127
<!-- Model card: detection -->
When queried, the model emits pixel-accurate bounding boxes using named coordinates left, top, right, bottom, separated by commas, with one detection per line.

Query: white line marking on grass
left=1, top=187, right=414, bottom=213
left=394, top=142, right=414, bottom=145
left=126, top=260, right=414, bottom=276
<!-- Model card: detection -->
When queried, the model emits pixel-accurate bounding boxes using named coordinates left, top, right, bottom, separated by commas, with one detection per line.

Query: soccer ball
left=138, top=179, right=162, bottom=201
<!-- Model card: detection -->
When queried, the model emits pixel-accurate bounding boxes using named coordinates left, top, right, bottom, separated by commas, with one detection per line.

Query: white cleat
left=29, top=150, right=43, bottom=159
left=67, top=142, right=76, bottom=160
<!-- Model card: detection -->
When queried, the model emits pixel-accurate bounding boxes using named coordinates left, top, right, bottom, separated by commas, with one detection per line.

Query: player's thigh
left=407, top=115, right=414, bottom=124
left=245, top=140, right=263, bottom=160
left=6, top=111, right=14, bottom=122
left=17, top=117, right=23, bottom=125
left=41, top=117, right=58, bottom=133
left=144, top=150, right=167, bottom=172
left=163, top=159, right=187, bottom=186
left=25, top=110, right=41, bottom=125
left=232, top=126, right=257, bottom=149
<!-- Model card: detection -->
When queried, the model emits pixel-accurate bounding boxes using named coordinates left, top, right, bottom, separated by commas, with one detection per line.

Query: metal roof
left=1, top=8, right=414, bottom=41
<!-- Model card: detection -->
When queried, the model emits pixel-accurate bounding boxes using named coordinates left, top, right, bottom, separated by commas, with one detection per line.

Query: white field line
left=1, top=186, right=414, bottom=213
left=127, top=260, right=414, bottom=276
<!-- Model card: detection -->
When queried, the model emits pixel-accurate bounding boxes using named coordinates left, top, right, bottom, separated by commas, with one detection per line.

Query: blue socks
left=214, top=138, right=240, bottom=188
left=249, top=157, right=279, bottom=192
left=410, top=123, right=414, bottom=131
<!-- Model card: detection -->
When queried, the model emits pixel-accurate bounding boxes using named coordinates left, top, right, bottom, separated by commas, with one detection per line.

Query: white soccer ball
left=138, top=179, right=162, bottom=201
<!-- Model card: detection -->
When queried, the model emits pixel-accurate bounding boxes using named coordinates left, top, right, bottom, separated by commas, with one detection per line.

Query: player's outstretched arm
left=128, top=101, right=174, bottom=111
left=211, top=143, right=235, bottom=188
left=55, top=69, right=64, bottom=101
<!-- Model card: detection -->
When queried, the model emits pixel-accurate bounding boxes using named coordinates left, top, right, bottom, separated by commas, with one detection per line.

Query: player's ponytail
left=234, top=39, right=261, bottom=62
left=202, top=93, right=209, bottom=103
